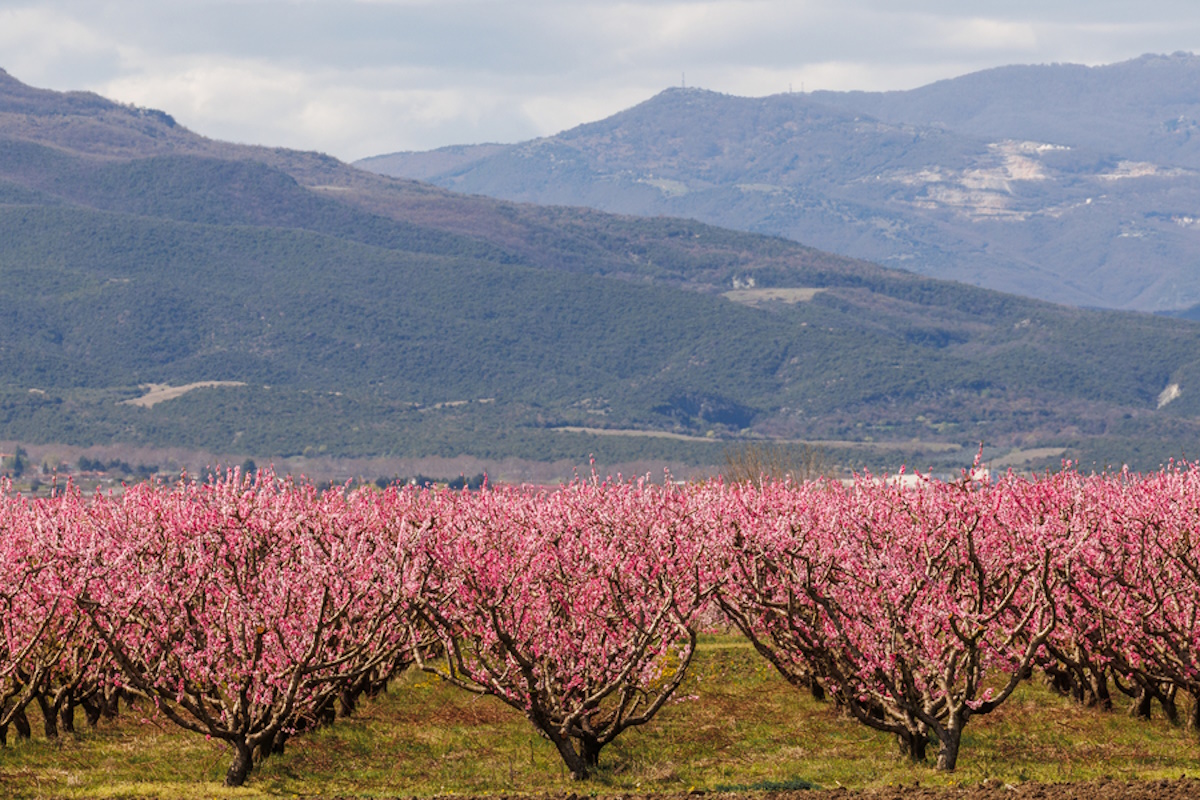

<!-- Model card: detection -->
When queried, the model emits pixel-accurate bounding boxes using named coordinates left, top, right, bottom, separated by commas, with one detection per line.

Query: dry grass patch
left=119, top=381, right=246, bottom=408
left=1, top=637, right=1199, bottom=796
left=722, top=288, right=826, bottom=306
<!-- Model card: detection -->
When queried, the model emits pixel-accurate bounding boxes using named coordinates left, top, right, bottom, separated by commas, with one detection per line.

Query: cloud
left=928, top=17, right=1041, bottom=52
left=99, top=59, right=552, bottom=157
left=708, top=61, right=980, bottom=98
left=1, top=0, right=1199, bottom=159
left=0, top=6, right=122, bottom=85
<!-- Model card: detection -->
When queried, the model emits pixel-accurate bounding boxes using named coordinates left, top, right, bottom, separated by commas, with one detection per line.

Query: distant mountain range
left=358, top=53, right=1200, bottom=314
left=1, top=68, right=1200, bottom=471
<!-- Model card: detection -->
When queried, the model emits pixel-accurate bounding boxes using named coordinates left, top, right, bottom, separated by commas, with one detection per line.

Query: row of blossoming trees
left=1, top=465, right=1199, bottom=785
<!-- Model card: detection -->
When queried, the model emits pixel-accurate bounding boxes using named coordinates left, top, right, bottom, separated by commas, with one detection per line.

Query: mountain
left=2, top=68, right=1200, bottom=471
left=811, top=52, right=1200, bottom=171
left=357, top=54, right=1200, bottom=314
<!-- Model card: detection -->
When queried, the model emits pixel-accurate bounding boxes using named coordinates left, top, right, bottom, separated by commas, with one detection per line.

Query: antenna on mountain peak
left=682, top=72, right=686, bottom=89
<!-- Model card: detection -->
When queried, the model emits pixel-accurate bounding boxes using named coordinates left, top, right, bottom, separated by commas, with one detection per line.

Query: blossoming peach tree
left=74, top=471, right=426, bottom=786
left=412, top=477, right=715, bottom=780
left=715, top=472, right=1064, bottom=770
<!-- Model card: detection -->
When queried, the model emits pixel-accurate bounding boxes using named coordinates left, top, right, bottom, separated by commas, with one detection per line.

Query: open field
left=988, top=447, right=1069, bottom=469
left=549, top=428, right=964, bottom=455
left=721, top=288, right=827, bottom=306
left=2, top=637, right=1197, bottom=798
left=118, top=381, right=247, bottom=408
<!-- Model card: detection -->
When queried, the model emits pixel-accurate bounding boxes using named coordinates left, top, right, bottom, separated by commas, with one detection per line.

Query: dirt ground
left=763, top=777, right=1200, bottom=798
left=430, top=781, right=1200, bottom=800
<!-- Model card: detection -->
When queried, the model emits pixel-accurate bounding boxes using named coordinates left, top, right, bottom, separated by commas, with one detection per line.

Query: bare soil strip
left=120, top=381, right=247, bottom=408
left=723, top=287, right=827, bottom=305
left=440, top=779, right=1200, bottom=800
left=553, top=426, right=717, bottom=442
left=989, top=447, right=1068, bottom=468
left=551, top=427, right=962, bottom=453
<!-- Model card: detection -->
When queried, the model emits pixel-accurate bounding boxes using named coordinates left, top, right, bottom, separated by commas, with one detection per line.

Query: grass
left=1, top=637, right=1199, bottom=797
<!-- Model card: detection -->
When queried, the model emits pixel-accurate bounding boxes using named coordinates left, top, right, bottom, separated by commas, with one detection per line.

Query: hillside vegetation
left=813, top=52, right=1200, bottom=171
left=360, top=53, right=1200, bottom=313
left=1, top=69, right=1200, bottom=469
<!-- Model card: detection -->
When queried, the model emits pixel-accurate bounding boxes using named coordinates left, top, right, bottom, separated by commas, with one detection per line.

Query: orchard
left=0, top=463, right=1199, bottom=787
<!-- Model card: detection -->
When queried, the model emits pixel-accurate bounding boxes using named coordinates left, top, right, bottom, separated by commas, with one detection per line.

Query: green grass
left=2, top=637, right=1198, bottom=797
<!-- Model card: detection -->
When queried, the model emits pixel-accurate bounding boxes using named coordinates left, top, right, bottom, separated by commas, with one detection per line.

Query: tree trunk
left=897, top=729, right=927, bottom=763
left=548, top=732, right=589, bottom=780
left=35, top=693, right=58, bottom=739
left=580, top=735, right=602, bottom=768
left=1088, top=672, right=1112, bottom=711
left=1044, top=663, right=1073, bottom=697
left=81, top=695, right=103, bottom=727
left=313, top=695, right=337, bottom=729
left=935, top=723, right=963, bottom=771
left=1131, top=685, right=1153, bottom=719
left=60, top=699, right=76, bottom=735
left=263, top=727, right=290, bottom=758
left=366, top=666, right=390, bottom=699
left=1161, top=685, right=1179, bottom=726
left=224, top=741, right=255, bottom=787
left=13, top=707, right=31, bottom=740
left=339, top=677, right=365, bottom=719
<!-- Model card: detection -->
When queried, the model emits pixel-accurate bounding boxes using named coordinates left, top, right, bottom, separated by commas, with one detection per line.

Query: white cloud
left=0, top=7, right=121, bottom=83
left=98, top=59, right=547, bottom=156
left=0, top=7, right=106, bottom=55
left=928, top=17, right=1041, bottom=52
left=101, top=59, right=308, bottom=144
left=1, top=0, right=1199, bottom=159
left=572, top=1, right=813, bottom=58
left=519, top=86, right=663, bottom=138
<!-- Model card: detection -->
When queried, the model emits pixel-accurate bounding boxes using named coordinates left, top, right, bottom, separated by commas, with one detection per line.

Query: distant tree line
left=373, top=473, right=486, bottom=491
left=75, top=456, right=157, bottom=479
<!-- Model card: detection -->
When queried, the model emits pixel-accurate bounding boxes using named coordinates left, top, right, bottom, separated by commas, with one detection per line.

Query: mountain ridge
left=812, top=52, right=1200, bottom=168
left=358, top=54, right=1200, bottom=313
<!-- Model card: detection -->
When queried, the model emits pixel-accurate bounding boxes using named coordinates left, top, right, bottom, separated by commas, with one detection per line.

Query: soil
left=757, top=777, right=1200, bottom=798
left=386, top=780, right=1200, bottom=800
left=119, top=381, right=246, bottom=408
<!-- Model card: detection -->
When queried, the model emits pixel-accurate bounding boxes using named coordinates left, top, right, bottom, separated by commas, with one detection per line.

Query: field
left=2, top=637, right=1198, bottom=798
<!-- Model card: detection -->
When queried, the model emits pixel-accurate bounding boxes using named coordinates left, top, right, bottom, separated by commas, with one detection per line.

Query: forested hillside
left=2, top=68, right=1200, bottom=470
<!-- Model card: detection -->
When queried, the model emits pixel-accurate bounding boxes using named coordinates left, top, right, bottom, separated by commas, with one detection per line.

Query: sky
left=1, top=1, right=1199, bottom=162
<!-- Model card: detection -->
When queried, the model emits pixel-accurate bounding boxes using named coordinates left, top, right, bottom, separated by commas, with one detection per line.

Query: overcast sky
left=1, top=1, right=1198, bottom=161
